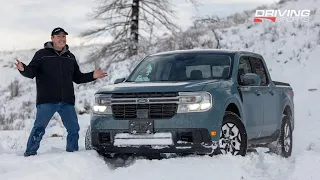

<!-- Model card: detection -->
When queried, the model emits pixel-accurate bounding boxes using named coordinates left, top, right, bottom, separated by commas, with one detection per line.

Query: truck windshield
left=126, top=52, right=233, bottom=82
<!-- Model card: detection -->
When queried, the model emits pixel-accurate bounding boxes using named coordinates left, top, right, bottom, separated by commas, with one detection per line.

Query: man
left=15, top=27, right=107, bottom=157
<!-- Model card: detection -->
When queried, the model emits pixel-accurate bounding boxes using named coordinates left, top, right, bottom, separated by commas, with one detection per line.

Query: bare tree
left=80, top=0, right=199, bottom=68
left=192, top=15, right=221, bottom=49
left=192, top=15, right=220, bottom=27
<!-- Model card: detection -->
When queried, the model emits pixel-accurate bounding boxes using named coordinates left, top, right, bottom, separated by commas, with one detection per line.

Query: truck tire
left=85, top=126, right=92, bottom=150
left=278, top=114, right=293, bottom=158
left=218, top=111, right=248, bottom=156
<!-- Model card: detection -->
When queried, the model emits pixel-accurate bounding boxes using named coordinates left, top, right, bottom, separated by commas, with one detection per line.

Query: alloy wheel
left=219, top=122, right=242, bottom=155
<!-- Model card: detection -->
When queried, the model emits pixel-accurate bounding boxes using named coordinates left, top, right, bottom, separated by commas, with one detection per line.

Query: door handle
left=269, top=90, right=275, bottom=95
left=255, top=90, right=261, bottom=96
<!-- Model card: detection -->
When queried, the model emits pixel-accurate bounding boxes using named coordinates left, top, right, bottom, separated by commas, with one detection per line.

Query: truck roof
left=150, top=49, right=262, bottom=57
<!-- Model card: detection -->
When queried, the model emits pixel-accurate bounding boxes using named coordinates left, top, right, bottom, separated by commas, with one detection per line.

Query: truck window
left=250, top=57, right=268, bottom=86
left=238, top=56, right=252, bottom=85
left=134, top=62, right=155, bottom=82
left=186, top=65, right=211, bottom=79
left=126, top=53, right=232, bottom=82
left=161, top=63, right=172, bottom=81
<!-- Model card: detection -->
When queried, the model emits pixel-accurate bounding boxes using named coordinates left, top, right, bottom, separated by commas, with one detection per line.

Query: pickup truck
left=85, top=49, right=294, bottom=158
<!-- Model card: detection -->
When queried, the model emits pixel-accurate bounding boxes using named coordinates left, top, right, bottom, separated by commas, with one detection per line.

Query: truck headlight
left=177, top=92, right=213, bottom=113
left=93, top=94, right=112, bottom=114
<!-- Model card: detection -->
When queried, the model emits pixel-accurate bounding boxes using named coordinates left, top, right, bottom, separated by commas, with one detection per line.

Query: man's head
left=51, top=27, right=68, bottom=50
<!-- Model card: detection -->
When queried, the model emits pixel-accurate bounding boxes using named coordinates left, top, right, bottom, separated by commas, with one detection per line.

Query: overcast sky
left=0, top=0, right=277, bottom=51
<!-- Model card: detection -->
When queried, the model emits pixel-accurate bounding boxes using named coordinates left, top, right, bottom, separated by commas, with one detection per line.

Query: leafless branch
left=80, top=0, right=199, bottom=69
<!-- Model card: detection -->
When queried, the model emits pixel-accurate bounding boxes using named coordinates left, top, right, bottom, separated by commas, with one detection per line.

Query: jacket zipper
left=60, top=57, right=64, bottom=102
left=54, top=50, right=64, bottom=102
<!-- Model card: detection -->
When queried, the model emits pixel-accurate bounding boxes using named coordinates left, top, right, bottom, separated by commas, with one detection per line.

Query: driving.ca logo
left=254, top=9, right=311, bottom=23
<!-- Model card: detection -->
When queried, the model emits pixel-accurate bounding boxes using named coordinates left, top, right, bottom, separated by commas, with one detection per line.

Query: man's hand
left=93, top=67, right=107, bottom=79
left=15, top=59, right=24, bottom=71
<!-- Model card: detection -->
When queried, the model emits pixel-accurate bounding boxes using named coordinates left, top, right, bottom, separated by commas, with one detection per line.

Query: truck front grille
left=112, top=103, right=178, bottom=119
left=111, top=92, right=179, bottom=119
left=112, top=92, right=178, bottom=98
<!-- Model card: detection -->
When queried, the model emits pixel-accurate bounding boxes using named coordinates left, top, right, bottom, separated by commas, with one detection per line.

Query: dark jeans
left=24, top=102, right=80, bottom=156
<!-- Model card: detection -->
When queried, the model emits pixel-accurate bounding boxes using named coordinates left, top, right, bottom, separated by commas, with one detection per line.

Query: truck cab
left=86, top=49, right=294, bottom=158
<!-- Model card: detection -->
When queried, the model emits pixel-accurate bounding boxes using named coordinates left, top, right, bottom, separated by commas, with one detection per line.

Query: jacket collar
left=44, top=41, right=69, bottom=55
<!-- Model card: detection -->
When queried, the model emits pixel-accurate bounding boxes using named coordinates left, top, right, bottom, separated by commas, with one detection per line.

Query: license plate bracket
left=129, top=120, right=154, bottom=134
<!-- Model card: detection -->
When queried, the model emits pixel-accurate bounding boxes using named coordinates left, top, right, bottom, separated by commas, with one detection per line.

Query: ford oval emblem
left=137, top=98, right=148, bottom=104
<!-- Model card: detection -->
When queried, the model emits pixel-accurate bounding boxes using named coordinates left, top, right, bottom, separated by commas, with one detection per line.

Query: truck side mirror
left=114, top=78, right=126, bottom=84
left=242, top=73, right=261, bottom=86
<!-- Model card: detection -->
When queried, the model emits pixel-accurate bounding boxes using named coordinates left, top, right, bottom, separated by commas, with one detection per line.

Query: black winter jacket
left=19, top=42, right=96, bottom=105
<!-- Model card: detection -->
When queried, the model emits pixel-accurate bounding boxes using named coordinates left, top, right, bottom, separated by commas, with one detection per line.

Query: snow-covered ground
left=1, top=0, right=320, bottom=179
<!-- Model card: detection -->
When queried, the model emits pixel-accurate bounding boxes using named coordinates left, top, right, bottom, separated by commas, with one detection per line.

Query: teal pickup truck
left=85, top=49, right=294, bottom=158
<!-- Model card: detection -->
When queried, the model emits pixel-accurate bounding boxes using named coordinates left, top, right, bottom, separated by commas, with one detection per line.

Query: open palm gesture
left=15, top=59, right=24, bottom=71
left=93, top=67, right=107, bottom=79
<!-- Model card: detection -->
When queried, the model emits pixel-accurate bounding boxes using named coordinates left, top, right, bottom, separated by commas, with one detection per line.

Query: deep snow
left=1, top=0, right=320, bottom=179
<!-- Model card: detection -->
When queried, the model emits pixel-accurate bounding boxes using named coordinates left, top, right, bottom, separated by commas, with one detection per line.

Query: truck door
left=237, top=56, right=264, bottom=140
left=250, top=57, right=279, bottom=137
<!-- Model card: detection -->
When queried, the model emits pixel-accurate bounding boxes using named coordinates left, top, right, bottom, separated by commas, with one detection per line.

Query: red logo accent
left=254, top=16, right=277, bottom=22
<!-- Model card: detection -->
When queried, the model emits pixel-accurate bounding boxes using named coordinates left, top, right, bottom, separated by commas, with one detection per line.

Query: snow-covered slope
left=1, top=0, right=320, bottom=179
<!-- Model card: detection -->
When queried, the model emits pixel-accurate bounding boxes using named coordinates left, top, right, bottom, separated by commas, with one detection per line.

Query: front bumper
left=91, top=128, right=218, bottom=154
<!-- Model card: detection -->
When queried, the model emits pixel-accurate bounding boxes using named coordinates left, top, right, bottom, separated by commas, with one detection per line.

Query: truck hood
left=96, top=80, right=220, bottom=93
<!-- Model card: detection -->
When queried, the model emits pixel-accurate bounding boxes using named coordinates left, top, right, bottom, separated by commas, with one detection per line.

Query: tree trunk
left=130, top=0, right=139, bottom=56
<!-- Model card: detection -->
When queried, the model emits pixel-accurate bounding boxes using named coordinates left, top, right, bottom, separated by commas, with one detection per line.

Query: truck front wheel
left=218, top=111, right=248, bottom=156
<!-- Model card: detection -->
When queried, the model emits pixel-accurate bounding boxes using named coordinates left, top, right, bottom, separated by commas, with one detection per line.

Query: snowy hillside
left=1, top=0, right=320, bottom=179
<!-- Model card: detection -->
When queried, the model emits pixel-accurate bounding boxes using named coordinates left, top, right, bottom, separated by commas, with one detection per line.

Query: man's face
left=51, top=32, right=67, bottom=50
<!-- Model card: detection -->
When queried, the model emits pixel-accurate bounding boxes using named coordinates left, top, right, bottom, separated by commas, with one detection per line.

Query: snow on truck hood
left=96, top=80, right=220, bottom=93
